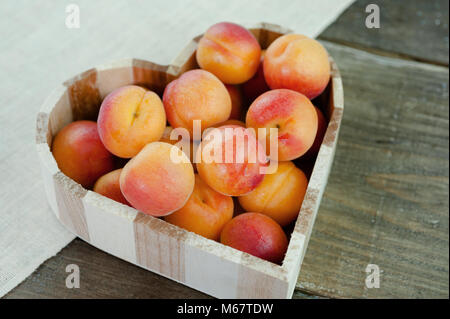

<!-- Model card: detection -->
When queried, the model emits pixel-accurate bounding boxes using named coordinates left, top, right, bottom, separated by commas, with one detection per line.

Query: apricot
left=120, top=142, right=195, bottom=216
left=303, top=107, right=327, bottom=159
left=220, top=212, right=288, bottom=264
left=238, top=161, right=308, bottom=226
left=93, top=169, right=130, bottom=206
left=196, top=22, right=261, bottom=84
left=225, top=85, right=244, bottom=120
left=196, top=125, right=266, bottom=196
left=264, top=34, right=330, bottom=99
left=242, top=50, right=269, bottom=103
left=52, top=120, right=114, bottom=188
left=163, top=70, right=231, bottom=135
left=246, top=89, right=318, bottom=161
left=97, top=85, right=166, bottom=158
left=165, top=175, right=233, bottom=240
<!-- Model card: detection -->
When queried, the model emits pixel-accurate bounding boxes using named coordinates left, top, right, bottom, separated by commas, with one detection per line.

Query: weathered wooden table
left=5, top=0, right=449, bottom=299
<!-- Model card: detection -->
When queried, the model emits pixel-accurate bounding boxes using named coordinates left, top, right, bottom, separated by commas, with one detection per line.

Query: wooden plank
left=294, top=41, right=449, bottom=298
left=319, top=0, right=449, bottom=66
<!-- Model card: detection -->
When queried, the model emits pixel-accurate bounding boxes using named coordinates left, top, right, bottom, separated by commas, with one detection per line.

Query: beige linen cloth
left=0, top=0, right=354, bottom=297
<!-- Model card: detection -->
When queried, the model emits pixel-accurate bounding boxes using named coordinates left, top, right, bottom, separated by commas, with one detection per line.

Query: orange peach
left=93, top=169, right=130, bottom=206
left=120, top=142, right=195, bottom=216
left=97, top=85, right=166, bottom=158
left=246, top=89, right=318, bottom=161
left=163, top=69, right=231, bottom=135
left=196, top=22, right=261, bottom=84
left=303, top=107, right=327, bottom=159
left=197, top=125, right=267, bottom=196
left=238, top=161, right=308, bottom=226
left=225, top=84, right=244, bottom=120
left=220, top=212, right=288, bottom=264
left=52, top=120, right=114, bottom=188
left=264, top=34, right=330, bottom=99
left=242, top=50, right=269, bottom=103
left=165, top=175, right=234, bottom=240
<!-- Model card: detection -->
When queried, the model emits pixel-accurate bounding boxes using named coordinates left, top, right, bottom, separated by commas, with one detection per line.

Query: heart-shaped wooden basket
left=36, top=22, right=343, bottom=299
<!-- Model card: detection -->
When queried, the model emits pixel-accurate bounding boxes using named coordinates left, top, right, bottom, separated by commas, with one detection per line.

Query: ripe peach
left=196, top=22, right=261, bottom=84
left=197, top=125, right=267, bottom=196
left=264, top=34, right=330, bottom=99
left=120, top=142, right=195, bottom=216
left=303, top=107, right=327, bottom=159
left=225, top=84, right=244, bottom=120
left=93, top=169, right=130, bottom=206
left=97, top=85, right=166, bottom=158
left=246, top=89, right=318, bottom=161
left=165, top=175, right=234, bottom=240
left=238, top=161, right=308, bottom=226
left=220, top=212, right=288, bottom=264
left=242, top=50, right=269, bottom=103
left=163, top=70, right=231, bottom=135
left=52, top=120, right=114, bottom=189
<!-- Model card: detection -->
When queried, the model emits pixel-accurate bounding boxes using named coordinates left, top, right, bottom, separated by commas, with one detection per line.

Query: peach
left=120, top=142, right=195, bottom=216
left=225, top=84, right=244, bottom=120
left=197, top=125, right=267, bottom=196
left=303, top=107, right=327, bottom=159
left=93, top=169, right=130, bottom=206
left=264, top=34, right=330, bottom=99
left=52, top=120, right=114, bottom=188
left=165, top=175, right=234, bottom=240
left=238, top=161, right=308, bottom=226
left=163, top=70, right=231, bottom=135
left=246, top=89, right=318, bottom=161
left=220, top=212, right=288, bottom=264
left=196, top=22, right=261, bottom=84
left=242, top=50, right=269, bottom=103
left=97, top=85, right=166, bottom=158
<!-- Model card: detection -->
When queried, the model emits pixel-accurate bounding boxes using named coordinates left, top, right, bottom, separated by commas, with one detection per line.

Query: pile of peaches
left=52, top=22, right=330, bottom=264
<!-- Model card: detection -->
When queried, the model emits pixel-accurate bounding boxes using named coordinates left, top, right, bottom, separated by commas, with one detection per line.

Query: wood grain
left=320, top=0, right=449, bottom=66
left=294, top=41, right=449, bottom=299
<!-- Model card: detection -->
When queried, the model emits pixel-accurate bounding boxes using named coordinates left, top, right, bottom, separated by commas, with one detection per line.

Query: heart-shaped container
left=36, top=23, right=343, bottom=299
